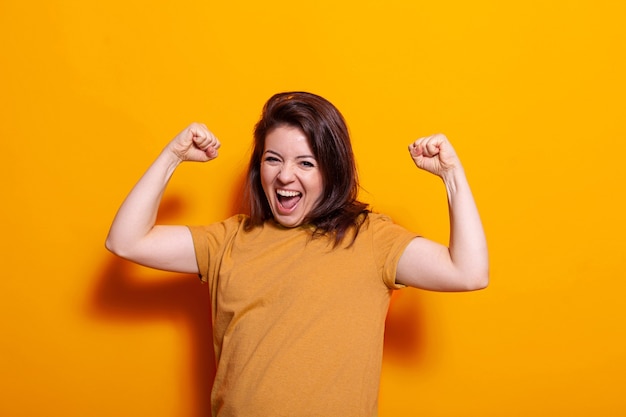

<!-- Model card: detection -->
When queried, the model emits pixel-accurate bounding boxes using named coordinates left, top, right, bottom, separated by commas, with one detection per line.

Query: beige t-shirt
left=188, top=213, right=416, bottom=417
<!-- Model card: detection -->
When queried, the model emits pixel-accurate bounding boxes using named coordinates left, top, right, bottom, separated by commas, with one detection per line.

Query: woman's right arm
left=105, top=123, right=220, bottom=274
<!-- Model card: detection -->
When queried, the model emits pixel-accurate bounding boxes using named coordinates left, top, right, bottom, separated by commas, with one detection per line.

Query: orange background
left=2, top=1, right=625, bottom=416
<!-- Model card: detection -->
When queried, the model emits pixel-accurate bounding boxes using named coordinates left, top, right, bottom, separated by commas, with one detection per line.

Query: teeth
left=277, top=189, right=301, bottom=197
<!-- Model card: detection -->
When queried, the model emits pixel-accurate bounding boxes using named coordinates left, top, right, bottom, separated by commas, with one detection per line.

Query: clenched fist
left=167, top=123, right=221, bottom=163
left=408, top=133, right=461, bottom=178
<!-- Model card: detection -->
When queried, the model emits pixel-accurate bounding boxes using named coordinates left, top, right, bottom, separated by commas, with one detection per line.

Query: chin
left=274, top=217, right=303, bottom=228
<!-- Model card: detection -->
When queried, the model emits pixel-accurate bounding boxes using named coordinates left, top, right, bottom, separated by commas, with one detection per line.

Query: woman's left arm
left=396, top=134, right=489, bottom=291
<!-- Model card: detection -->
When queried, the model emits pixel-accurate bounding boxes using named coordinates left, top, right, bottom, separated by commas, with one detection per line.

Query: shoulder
left=362, top=211, right=417, bottom=249
left=187, top=214, right=249, bottom=242
left=211, top=214, right=249, bottom=229
left=362, top=212, right=401, bottom=231
left=366, top=212, right=393, bottom=223
left=343, top=212, right=415, bottom=250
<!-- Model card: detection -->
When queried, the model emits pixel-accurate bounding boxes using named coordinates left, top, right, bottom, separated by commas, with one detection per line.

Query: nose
left=277, top=162, right=296, bottom=183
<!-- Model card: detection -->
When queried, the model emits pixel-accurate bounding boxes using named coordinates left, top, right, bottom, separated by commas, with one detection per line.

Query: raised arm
left=396, top=134, right=489, bottom=291
left=105, top=123, right=220, bottom=273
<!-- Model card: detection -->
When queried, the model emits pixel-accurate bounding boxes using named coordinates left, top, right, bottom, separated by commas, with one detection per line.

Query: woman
left=106, top=91, right=488, bottom=416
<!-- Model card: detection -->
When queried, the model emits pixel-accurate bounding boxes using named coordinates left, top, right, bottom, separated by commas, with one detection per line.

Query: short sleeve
left=187, top=225, right=212, bottom=283
left=369, top=214, right=418, bottom=290
left=187, top=215, right=245, bottom=283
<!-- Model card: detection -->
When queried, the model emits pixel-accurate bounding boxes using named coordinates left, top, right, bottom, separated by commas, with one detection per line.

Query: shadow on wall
left=89, top=196, right=216, bottom=417
left=384, top=289, right=429, bottom=366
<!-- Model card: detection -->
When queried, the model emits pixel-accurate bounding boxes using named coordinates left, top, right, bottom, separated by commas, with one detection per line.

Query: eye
left=264, top=156, right=281, bottom=164
left=300, top=160, right=316, bottom=168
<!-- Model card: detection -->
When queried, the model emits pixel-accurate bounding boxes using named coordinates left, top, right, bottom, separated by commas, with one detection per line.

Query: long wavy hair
left=244, top=91, right=369, bottom=245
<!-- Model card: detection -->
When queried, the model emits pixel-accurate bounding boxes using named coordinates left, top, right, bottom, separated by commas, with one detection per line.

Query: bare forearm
left=105, top=149, right=181, bottom=257
left=442, top=167, right=489, bottom=288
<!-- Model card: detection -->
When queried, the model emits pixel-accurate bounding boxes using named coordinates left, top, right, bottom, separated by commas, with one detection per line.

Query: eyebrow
left=264, top=150, right=316, bottom=160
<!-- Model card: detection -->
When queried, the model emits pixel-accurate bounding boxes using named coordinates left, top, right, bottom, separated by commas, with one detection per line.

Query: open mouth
left=276, top=189, right=302, bottom=211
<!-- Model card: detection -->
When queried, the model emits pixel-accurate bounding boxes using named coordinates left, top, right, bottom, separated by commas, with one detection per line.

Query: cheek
left=311, top=173, right=325, bottom=198
left=260, top=165, right=274, bottom=195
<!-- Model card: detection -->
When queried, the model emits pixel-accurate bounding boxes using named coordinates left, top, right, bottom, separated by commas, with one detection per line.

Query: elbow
left=105, top=235, right=128, bottom=258
left=104, top=237, right=118, bottom=256
left=471, top=276, right=489, bottom=291
left=105, top=234, right=150, bottom=264
left=451, top=263, right=489, bottom=292
left=466, top=268, right=490, bottom=291
left=104, top=238, right=115, bottom=254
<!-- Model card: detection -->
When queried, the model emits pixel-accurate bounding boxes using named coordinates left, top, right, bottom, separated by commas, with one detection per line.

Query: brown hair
left=244, top=91, right=369, bottom=245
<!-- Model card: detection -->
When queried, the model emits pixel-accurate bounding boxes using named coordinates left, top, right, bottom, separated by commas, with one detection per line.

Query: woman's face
left=260, top=125, right=324, bottom=228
